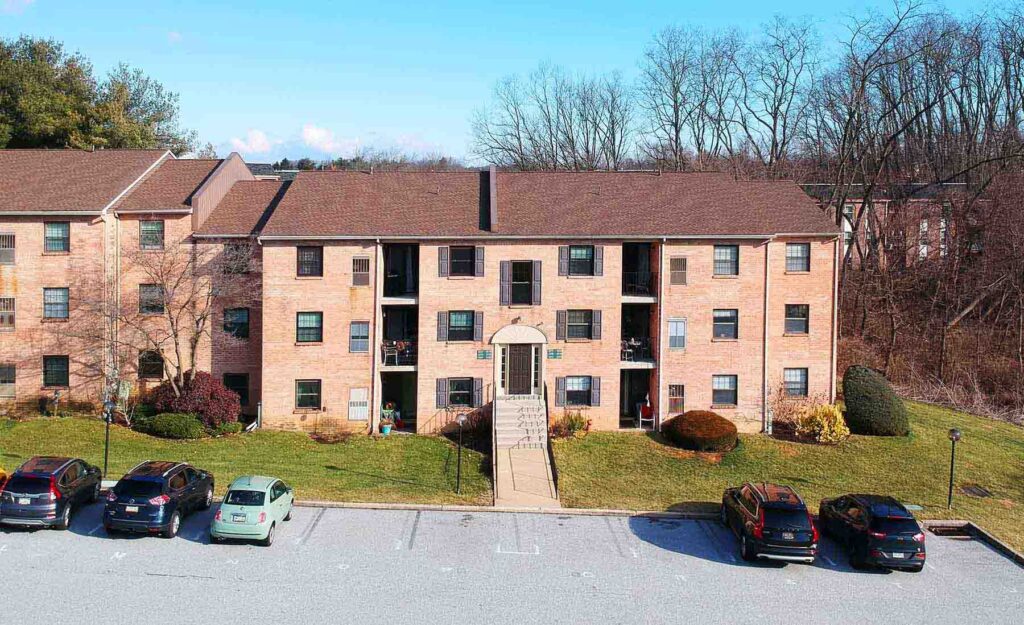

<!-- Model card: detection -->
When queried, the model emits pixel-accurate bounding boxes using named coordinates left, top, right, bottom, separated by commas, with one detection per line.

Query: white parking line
left=495, top=543, right=540, bottom=555
left=110, top=551, right=126, bottom=561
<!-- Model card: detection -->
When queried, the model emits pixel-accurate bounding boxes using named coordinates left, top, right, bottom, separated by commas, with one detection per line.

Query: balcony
left=621, top=337, right=655, bottom=368
left=383, top=243, right=419, bottom=301
left=622, top=271, right=658, bottom=299
left=381, top=340, right=417, bottom=368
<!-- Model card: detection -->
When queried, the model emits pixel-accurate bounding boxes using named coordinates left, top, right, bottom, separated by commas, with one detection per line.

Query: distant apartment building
left=1, top=150, right=840, bottom=435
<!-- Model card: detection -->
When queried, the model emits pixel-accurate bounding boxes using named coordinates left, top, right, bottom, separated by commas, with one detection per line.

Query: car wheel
left=54, top=504, right=72, bottom=531
left=907, top=565, right=924, bottom=573
left=90, top=483, right=101, bottom=504
left=719, top=505, right=728, bottom=527
left=210, top=533, right=221, bottom=544
left=260, top=523, right=275, bottom=547
left=849, top=544, right=865, bottom=569
left=201, top=488, right=213, bottom=511
left=163, top=511, right=181, bottom=539
left=104, top=524, right=117, bottom=536
left=740, top=535, right=756, bottom=562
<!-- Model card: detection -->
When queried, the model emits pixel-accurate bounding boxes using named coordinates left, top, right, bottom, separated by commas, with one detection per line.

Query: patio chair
left=382, top=341, right=399, bottom=365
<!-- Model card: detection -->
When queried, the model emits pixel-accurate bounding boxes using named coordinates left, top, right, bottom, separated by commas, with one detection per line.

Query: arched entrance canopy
left=490, top=324, right=548, bottom=346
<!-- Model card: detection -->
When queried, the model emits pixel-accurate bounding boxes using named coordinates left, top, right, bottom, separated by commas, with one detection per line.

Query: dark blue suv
left=104, top=461, right=214, bottom=538
left=0, top=457, right=102, bottom=530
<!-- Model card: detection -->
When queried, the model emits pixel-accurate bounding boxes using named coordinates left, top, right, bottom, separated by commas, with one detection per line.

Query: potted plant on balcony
left=380, top=402, right=396, bottom=435
left=380, top=416, right=394, bottom=436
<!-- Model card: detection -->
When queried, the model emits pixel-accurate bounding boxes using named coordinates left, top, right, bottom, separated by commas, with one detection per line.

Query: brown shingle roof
left=196, top=180, right=288, bottom=236
left=0, top=149, right=168, bottom=212
left=115, top=158, right=222, bottom=211
left=259, top=170, right=838, bottom=238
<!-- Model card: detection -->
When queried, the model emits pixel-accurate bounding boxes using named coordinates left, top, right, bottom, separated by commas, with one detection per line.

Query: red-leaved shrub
left=148, top=371, right=240, bottom=429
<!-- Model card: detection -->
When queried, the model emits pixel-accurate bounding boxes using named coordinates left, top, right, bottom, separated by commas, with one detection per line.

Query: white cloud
left=2, top=0, right=35, bottom=15
left=230, top=129, right=273, bottom=154
left=167, top=31, right=183, bottom=44
left=301, top=124, right=362, bottom=156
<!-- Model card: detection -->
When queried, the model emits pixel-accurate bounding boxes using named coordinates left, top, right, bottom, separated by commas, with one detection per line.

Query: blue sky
left=1, top=0, right=987, bottom=163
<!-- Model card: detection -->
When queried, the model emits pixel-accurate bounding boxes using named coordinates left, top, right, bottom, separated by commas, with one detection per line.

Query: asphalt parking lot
left=1, top=505, right=1020, bottom=625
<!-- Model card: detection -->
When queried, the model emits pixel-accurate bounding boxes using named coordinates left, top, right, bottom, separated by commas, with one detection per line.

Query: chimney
left=488, top=165, right=498, bottom=231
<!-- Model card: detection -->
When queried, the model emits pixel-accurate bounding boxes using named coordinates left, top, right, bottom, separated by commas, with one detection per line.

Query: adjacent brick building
left=2, top=150, right=840, bottom=436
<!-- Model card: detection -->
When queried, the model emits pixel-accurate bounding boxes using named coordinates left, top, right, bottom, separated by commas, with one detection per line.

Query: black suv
left=104, top=461, right=214, bottom=538
left=818, top=494, right=926, bottom=571
left=0, top=457, right=101, bottom=530
left=721, top=482, right=818, bottom=563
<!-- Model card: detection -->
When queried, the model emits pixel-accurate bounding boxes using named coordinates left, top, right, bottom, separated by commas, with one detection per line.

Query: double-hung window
left=0, top=233, right=14, bottom=265
left=565, top=376, right=593, bottom=406
left=297, top=246, right=323, bottom=277
left=0, top=363, right=14, bottom=398
left=447, top=311, right=474, bottom=342
left=713, top=309, right=738, bottom=339
left=44, top=222, right=70, bottom=253
left=712, top=374, right=737, bottom=406
left=784, top=368, right=809, bottom=397
left=349, top=321, right=370, bottom=352
left=352, top=257, right=370, bottom=286
left=140, top=220, right=165, bottom=250
left=566, top=310, right=593, bottom=339
left=668, top=318, right=686, bottom=349
left=0, top=298, right=13, bottom=329
left=785, top=305, right=809, bottom=334
left=138, top=351, right=163, bottom=379
left=510, top=261, right=533, bottom=305
left=43, top=356, right=69, bottom=387
left=568, top=245, right=594, bottom=276
left=713, top=245, right=738, bottom=276
left=449, top=246, right=475, bottom=276
left=296, top=312, right=323, bottom=343
left=223, top=308, right=250, bottom=338
left=786, top=243, right=810, bottom=272
left=43, top=288, right=69, bottom=320
left=139, top=284, right=164, bottom=315
left=669, top=384, right=685, bottom=414
left=448, top=378, right=473, bottom=407
left=295, top=380, right=322, bottom=409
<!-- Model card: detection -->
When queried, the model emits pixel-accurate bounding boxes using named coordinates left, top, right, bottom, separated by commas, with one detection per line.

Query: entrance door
left=507, top=344, right=533, bottom=395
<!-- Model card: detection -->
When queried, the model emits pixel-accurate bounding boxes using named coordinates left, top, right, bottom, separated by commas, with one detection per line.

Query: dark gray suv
left=0, top=457, right=102, bottom=529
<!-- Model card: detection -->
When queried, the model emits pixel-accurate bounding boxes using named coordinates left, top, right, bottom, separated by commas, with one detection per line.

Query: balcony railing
left=381, top=340, right=417, bottom=366
left=384, top=275, right=418, bottom=298
left=621, top=337, right=654, bottom=362
left=622, top=271, right=658, bottom=297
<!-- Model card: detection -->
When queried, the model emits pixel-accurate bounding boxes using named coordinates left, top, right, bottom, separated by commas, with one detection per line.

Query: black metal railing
left=622, top=271, right=658, bottom=297
left=620, top=337, right=655, bottom=361
left=380, top=340, right=417, bottom=366
left=384, top=275, right=418, bottom=297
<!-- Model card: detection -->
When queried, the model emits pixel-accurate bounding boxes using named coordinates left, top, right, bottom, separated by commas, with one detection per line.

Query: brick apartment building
left=1, top=150, right=840, bottom=436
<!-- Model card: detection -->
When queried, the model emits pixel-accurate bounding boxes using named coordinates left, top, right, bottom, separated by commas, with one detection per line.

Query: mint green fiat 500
left=210, top=476, right=294, bottom=546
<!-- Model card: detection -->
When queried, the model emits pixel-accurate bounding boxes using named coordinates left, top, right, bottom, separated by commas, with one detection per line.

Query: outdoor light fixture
left=947, top=428, right=962, bottom=510
left=456, top=414, right=467, bottom=495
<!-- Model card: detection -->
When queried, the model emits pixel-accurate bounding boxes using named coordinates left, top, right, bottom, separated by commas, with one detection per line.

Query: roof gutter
left=191, top=233, right=254, bottom=239
left=256, top=234, right=784, bottom=242
left=0, top=211, right=103, bottom=216
left=113, top=209, right=193, bottom=216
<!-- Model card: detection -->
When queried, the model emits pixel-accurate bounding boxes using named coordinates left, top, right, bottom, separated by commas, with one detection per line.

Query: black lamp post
left=456, top=413, right=466, bottom=495
left=102, top=399, right=115, bottom=478
left=947, top=428, right=962, bottom=510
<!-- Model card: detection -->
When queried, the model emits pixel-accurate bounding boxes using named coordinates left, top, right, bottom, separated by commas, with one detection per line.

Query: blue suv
left=104, top=461, right=214, bottom=538
left=0, top=457, right=101, bottom=530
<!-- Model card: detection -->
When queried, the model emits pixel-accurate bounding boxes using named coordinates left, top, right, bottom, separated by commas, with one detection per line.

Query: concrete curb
left=291, top=499, right=719, bottom=520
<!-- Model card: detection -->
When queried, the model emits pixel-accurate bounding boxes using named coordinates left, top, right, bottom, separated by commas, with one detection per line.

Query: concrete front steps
left=492, top=395, right=560, bottom=509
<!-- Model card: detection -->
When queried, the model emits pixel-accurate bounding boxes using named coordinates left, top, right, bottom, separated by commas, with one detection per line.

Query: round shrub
left=796, top=403, right=850, bottom=444
left=842, top=365, right=909, bottom=436
left=135, top=413, right=206, bottom=440
left=664, top=410, right=738, bottom=452
left=148, top=371, right=240, bottom=429
left=214, top=421, right=243, bottom=436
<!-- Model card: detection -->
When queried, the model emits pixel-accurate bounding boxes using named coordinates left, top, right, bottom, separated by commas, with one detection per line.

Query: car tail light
left=807, top=512, right=819, bottom=542
left=106, top=490, right=118, bottom=503
left=257, top=512, right=267, bottom=524
left=868, top=530, right=887, bottom=540
left=148, top=494, right=170, bottom=506
left=48, top=475, right=61, bottom=501
left=214, top=509, right=222, bottom=521
left=914, top=552, right=926, bottom=560
left=752, top=508, right=764, bottom=540
left=912, top=532, right=926, bottom=543
left=870, top=549, right=884, bottom=558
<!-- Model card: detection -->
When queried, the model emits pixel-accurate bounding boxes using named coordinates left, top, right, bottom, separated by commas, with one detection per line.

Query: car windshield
left=870, top=517, right=920, bottom=534
left=113, top=479, right=163, bottom=499
left=763, top=507, right=811, bottom=529
left=5, top=475, right=50, bottom=494
left=225, top=490, right=265, bottom=506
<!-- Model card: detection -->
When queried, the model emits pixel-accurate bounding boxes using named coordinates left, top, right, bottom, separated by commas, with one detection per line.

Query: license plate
left=232, top=513, right=246, bottom=523
left=125, top=505, right=139, bottom=514
left=782, top=532, right=794, bottom=540
left=890, top=552, right=906, bottom=559
left=17, top=498, right=30, bottom=506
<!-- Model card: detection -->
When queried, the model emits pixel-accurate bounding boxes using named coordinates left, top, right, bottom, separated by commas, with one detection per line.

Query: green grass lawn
left=0, top=418, right=492, bottom=506
left=553, top=401, right=1024, bottom=552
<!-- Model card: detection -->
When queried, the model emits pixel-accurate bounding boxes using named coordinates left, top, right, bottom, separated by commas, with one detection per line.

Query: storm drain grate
left=960, top=484, right=992, bottom=498
left=929, top=525, right=972, bottom=538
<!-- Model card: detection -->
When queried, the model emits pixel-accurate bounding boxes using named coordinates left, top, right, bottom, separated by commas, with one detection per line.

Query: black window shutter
left=436, top=378, right=448, bottom=408
left=556, top=310, right=567, bottom=341
left=594, top=245, right=604, bottom=276
left=473, top=311, right=483, bottom=342
left=555, top=377, right=566, bottom=407
left=592, top=310, right=602, bottom=340
left=437, top=311, right=448, bottom=342
left=473, top=378, right=483, bottom=407
left=499, top=260, right=511, bottom=306
left=558, top=246, right=569, bottom=276
left=438, top=246, right=449, bottom=277
left=591, top=376, right=601, bottom=406
left=474, top=246, right=485, bottom=277
left=531, top=260, right=542, bottom=305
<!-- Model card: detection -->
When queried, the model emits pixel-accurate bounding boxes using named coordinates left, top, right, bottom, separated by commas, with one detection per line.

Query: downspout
left=762, top=239, right=772, bottom=434
left=830, top=237, right=840, bottom=401
left=369, top=239, right=383, bottom=435
left=657, top=237, right=666, bottom=430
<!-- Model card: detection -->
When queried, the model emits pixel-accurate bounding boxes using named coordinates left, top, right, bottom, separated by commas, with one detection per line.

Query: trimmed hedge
left=842, top=365, right=910, bottom=436
left=135, top=413, right=206, bottom=440
left=664, top=410, right=738, bottom=452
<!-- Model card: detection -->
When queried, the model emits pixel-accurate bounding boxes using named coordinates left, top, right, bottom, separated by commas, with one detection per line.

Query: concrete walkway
left=494, top=446, right=560, bottom=509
